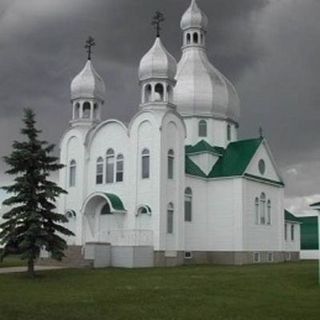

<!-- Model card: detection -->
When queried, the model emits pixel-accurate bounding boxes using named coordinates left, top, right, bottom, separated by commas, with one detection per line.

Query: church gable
left=207, top=138, right=262, bottom=178
left=186, top=140, right=223, bottom=175
left=245, top=140, right=284, bottom=185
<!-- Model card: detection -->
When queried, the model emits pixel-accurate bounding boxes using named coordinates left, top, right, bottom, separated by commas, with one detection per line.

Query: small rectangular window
left=253, top=252, right=260, bottom=263
left=168, top=157, right=174, bottom=179
left=184, top=201, right=192, bottom=222
left=284, top=223, right=288, bottom=241
left=291, top=224, right=294, bottom=241
left=267, top=252, right=273, bottom=262
left=116, top=160, right=124, bottom=182
left=69, top=166, right=76, bottom=187
left=142, top=156, right=150, bottom=179
left=96, top=163, right=103, bottom=184
left=184, top=251, right=192, bottom=259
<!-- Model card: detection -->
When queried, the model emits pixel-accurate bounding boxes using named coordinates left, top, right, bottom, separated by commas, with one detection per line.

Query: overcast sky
left=0, top=0, right=319, bottom=214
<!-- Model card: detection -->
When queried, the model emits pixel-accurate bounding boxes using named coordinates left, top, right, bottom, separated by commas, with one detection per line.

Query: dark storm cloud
left=0, top=0, right=319, bottom=213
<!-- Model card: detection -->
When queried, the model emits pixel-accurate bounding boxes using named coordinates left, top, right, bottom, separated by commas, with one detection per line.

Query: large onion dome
left=71, top=60, right=106, bottom=101
left=174, top=51, right=240, bottom=121
left=180, top=0, right=208, bottom=31
left=139, top=37, right=177, bottom=82
left=174, top=0, right=240, bottom=123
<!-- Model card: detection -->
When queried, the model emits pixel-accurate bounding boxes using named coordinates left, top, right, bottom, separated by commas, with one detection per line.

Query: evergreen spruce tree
left=0, top=109, right=74, bottom=277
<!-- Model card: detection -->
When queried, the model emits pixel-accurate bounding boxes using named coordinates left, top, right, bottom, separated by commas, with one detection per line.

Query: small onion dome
left=180, top=0, right=208, bottom=31
left=139, top=37, right=177, bottom=82
left=174, top=50, right=240, bottom=122
left=71, top=60, right=106, bottom=101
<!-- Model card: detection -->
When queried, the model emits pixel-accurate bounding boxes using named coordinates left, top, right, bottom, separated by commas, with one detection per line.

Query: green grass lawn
left=0, top=256, right=26, bottom=268
left=0, top=261, right=319, bottom=320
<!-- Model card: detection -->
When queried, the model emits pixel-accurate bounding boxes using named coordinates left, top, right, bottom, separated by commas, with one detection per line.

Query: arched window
left=255, top=197, right=259, bottom=224
left=136, top=205, right=152, bottom=216
left=144, top=84, right=152, bottom=103
left=267, top=200, right=271, bottom=225
left=101, top=202, right=112, bottom=215
left=83, top=101, right=91, bottom=118
left=69, top=160, right=76, bottom=187
left=74, top=102, right=80, bottom=119
left=227, top=124, right=231, bottom=141
left=184, top=187, right=192, bottom=222
left=168, top=149, right=174, bottom=179
left=198, top=120, right=207, bottom=137
left=167, top=202, right=174, bottom=234
left=142, top=149, right=150, bottom=179
left=116, top=154, right=124, bottom=182
left=193, top=32, right=198, bottom=44
left=154, top=83, right=164, bottom=101
left=260, top=193, right=266, bottom=224
left=186, top=33, right=191, bottom=44
left=96, top=157, right=104, bottom=184
left=106, top=149, right=115, bottom=183
left=65, top=210, right=76, bottom=220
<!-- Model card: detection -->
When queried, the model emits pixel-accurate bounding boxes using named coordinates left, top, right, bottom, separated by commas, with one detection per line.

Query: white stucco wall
left=242, top=179, right=284, bottom=251
left=184, top=117, right=237, bottom=148
left=184, top=176, right=243, bottom=251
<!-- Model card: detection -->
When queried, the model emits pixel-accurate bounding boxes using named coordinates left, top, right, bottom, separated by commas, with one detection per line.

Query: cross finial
left=259, top=126, right=263, bottom=138
left=151, top=11, right=165, bottom=38
left=84, top=36, right=96, bottom=60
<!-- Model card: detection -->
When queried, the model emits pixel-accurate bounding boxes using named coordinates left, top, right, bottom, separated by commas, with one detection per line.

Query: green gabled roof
left=284, top=210, right=301, bottom=224
left=185, top=156, right=207, bottom=178
left=104, top=193, right=126, bottom=212
left=186, top=140, right=224, bottom=156
left=208, top=138, right=263, bottom=178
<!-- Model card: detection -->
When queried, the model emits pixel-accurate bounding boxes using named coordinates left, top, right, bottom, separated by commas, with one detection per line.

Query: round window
left=258, top=159, right=266, bottom=175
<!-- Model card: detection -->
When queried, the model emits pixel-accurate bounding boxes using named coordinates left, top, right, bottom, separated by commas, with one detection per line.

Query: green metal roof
left=284, top=210, right=301, bottom=224
left=185, top=138, right=284, bottom=186
left=186, top=140, right=224, bottom=156
left=185, top=156, right=207, bottom=178
left=104, top=193, right=126, bottom=212
left=299, top=216, right=318, bottom=250
left=310, top=202, right=320, bottom=207
left=208, top=138, right=263, bottom=178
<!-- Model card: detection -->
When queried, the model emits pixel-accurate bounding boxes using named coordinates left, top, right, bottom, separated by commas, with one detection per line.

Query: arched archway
left=81, top=192, right=126, bottom=244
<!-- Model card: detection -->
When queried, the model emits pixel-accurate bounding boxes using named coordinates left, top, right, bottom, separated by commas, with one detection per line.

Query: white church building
left=57, top=0, right=300, bottom=267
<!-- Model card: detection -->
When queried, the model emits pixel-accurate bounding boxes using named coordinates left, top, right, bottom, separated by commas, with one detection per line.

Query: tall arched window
left=74, top=102, right=80, bottom=119
left=186, top=33, right=191, bottom=44
left=154, top=83, right=164, bottom=101
left=106, top=149, right=115, bottom=183
left=69, top=160, right=76, bottom=187
left=96, top=157, right=104, bottom=184
left=255, top=197, right=259, bottom=224
left=142, top=149, right=150, bottom=179
left=116, top=154, right=124, bottom=182
left=267, top=200, right=271, bottom=225
left=198, top=120, right=207, bottom=137
left=144, top=84, right=152, bottom=103
left=193, top=32, right=198, bottom=44
left=83, top=101, right=91, bottom=118
left=167, top=202, right=174, bottom=234
left=260, top=193, right=266, bottom=224
left=227, top=124, right=231, bottom=141
left=168, top=149, right=174, bottom=179
left=185, top=187, right=192, bottom=222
